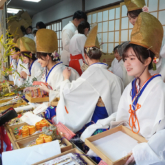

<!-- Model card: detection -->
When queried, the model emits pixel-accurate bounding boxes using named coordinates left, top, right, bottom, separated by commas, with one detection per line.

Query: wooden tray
left=85, top=125, right=147, bottom=165
left=4, top=126, right=18, bottom=150
left=32, top=148, right=95, bottom=165
left=9, top=120, right=51, bottom=141
left=15, top=133, right=72, bottom=153
left=25, top=93, right=49, bottom=103
left=0, top=99, right=27, bottom=112
left=50, top=97, right=60, bottom=106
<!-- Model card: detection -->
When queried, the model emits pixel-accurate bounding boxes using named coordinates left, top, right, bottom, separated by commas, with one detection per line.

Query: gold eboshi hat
left=17, top=37, right=36, bottom=53
left=84, top=24, right=100, bottom=49
left=124, top=0, right=146, bottom=12
left=130, top=12, right=163, bottom=58
left=36, top=29, right=58, bottom=53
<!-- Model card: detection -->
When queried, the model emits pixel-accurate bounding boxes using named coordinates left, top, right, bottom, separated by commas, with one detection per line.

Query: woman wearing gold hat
left=81, top=13, right=165, bottom=165
left=35, top=29, right=79, bottom=103
left=55, top=24, right=123, bottom=135
left=16, top=37, right=43, bottom=86
left=125, top=0, right=165, bottom=82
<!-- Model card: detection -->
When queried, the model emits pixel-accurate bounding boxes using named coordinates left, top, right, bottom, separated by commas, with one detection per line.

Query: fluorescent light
left=7, top=8, right=20, bottom=14
left=23, top=0, right=41, bottom=2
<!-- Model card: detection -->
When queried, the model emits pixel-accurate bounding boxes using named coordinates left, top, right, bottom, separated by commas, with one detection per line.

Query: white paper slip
left=20, top=112, right=42, bottom=125
left=33, top=103, right=48, bottom=115
left=2, top=140, right=61, bottom=165
left=15, top=104, right=34, bottom=113
left=92, top=131, right=138, bottom=162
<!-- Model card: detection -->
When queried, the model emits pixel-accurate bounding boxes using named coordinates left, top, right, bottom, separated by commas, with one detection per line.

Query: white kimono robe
left=13, top=59, right=29, bottom=87
left=61, top=21, right=77, bottom=65
left=109, top=58, right=134, bottom=87
left=41, top=62, right=79, bottom=102
left=69, top=33, right=87, bottom=60
left=81, top=75, right=165, bottom=165
left=56, top=63, right=124, bottom=133
left=26, top=60, right=44, bottom=85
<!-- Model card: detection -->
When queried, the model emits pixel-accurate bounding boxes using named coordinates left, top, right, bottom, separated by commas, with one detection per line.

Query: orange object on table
left=22, top=126, right=29, bottom=137
left=36, top=137, right=44, bottom=145
left=44, top=135, right=52, bottom=143
left=28, top=126, right=35, bottom=135
left=36, top=122, right=41, bottom=130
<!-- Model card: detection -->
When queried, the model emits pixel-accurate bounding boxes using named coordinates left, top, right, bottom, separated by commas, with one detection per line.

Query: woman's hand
left=20, top=71, right=27, bottom=79
left=63, top=68, right=71, bottom=80
left=39, top=83, right=50, bottom=93
left=124, top=154, right=135, bottom=165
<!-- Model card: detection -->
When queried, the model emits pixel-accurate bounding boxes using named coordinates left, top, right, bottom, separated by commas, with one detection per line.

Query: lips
left=127, top=68, right=132, bottom=72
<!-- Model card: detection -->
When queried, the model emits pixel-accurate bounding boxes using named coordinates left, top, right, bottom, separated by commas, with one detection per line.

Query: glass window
left=149, top=0, right=158, bottom=12
left=103, top=10, right=108, bottom=21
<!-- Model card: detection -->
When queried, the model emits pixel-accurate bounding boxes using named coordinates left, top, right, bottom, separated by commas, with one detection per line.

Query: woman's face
left=22, top=54, right=30, bottom=64
left=37, top=55, right=49, bottom=68
left=11, top=49, right=19, bottom=59
left=123, top=47, right=146, bottom=77
left=128, top=13, right=138, bottom=26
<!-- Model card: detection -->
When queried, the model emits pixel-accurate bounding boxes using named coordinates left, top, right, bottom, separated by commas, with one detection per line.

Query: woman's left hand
left=20, top=71, right=27, bottom=79
left=63, top=68, right=71, bottom=80
left=124, top=154, right=135, bottom=165
left=39, top=83, right=50, bottom=93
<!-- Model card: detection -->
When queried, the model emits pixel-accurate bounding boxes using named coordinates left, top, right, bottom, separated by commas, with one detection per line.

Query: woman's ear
left=30, top=53, right=32, bottom=57
left=46, top=54, right=50, bottom=61
left=144, top=57, right=152, bottom=67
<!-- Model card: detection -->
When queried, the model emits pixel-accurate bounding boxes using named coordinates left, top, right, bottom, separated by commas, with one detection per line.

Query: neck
left=88, top=59, right=100, bottom=66
left=47, top=60, right=58, bottom=71
left=72, top=20, right=77, bottom=28
left=136, top=69, right=151, bottom=87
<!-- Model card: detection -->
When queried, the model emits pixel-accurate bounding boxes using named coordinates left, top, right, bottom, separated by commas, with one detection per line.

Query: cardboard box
left=32, top=148, right=96, bottom=165
left=0, top=99, right=27, bottom=112
left=15, top=133, right=72, bottom=153
left=85, top=125, right=147, bottom=165
left=100, top=53, right=115, bottom=67
left=25, top=93, right=49, bottom=103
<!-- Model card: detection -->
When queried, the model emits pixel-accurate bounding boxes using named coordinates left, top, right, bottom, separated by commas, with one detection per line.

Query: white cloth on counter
left=2, top=140, right=61, bottom=165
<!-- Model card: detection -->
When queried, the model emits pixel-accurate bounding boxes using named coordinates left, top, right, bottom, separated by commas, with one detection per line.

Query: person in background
left=9, top=44, right=20, bottom=82
left=69, top=21, right=90, bottom=75
left=36, top=21, right=46, bottom=29
left=24, top=26, right=34, bottom=40
left=109, top=42, right=134, bottom=87
left=33, top=30, right=37, bottom=37
left=61, top=10, right=87, bottom=66
left=17, top=37, right=43, bottom=84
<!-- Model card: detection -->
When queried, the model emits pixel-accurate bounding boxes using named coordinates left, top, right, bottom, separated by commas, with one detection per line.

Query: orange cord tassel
left=129, top=104, right=141, bottom=134
left=65, top=106, right=69, bottom=114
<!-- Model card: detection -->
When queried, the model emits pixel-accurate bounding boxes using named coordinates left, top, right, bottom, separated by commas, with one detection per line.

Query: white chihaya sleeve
left=62, top=29, right=74, bottom=53
left=133, top=129, right=165, bottom=165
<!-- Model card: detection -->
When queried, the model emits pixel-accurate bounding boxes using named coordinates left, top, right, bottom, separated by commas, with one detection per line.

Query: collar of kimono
left=90, top=62, right=108, bottom=67
left=129, top=74, right=161, bottom=134
left=45, top=62, right=63, bottom=83
left=29, top=59, right=37, bottom=76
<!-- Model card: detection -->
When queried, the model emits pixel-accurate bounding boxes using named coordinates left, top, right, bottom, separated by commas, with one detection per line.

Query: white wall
left=62, top=16, right=72, bottom=29
left=32, top=0, right=82, bottom=27
left=85, top=0, right=122, bottom=11
left=32, top=0, right=122, bottom=28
